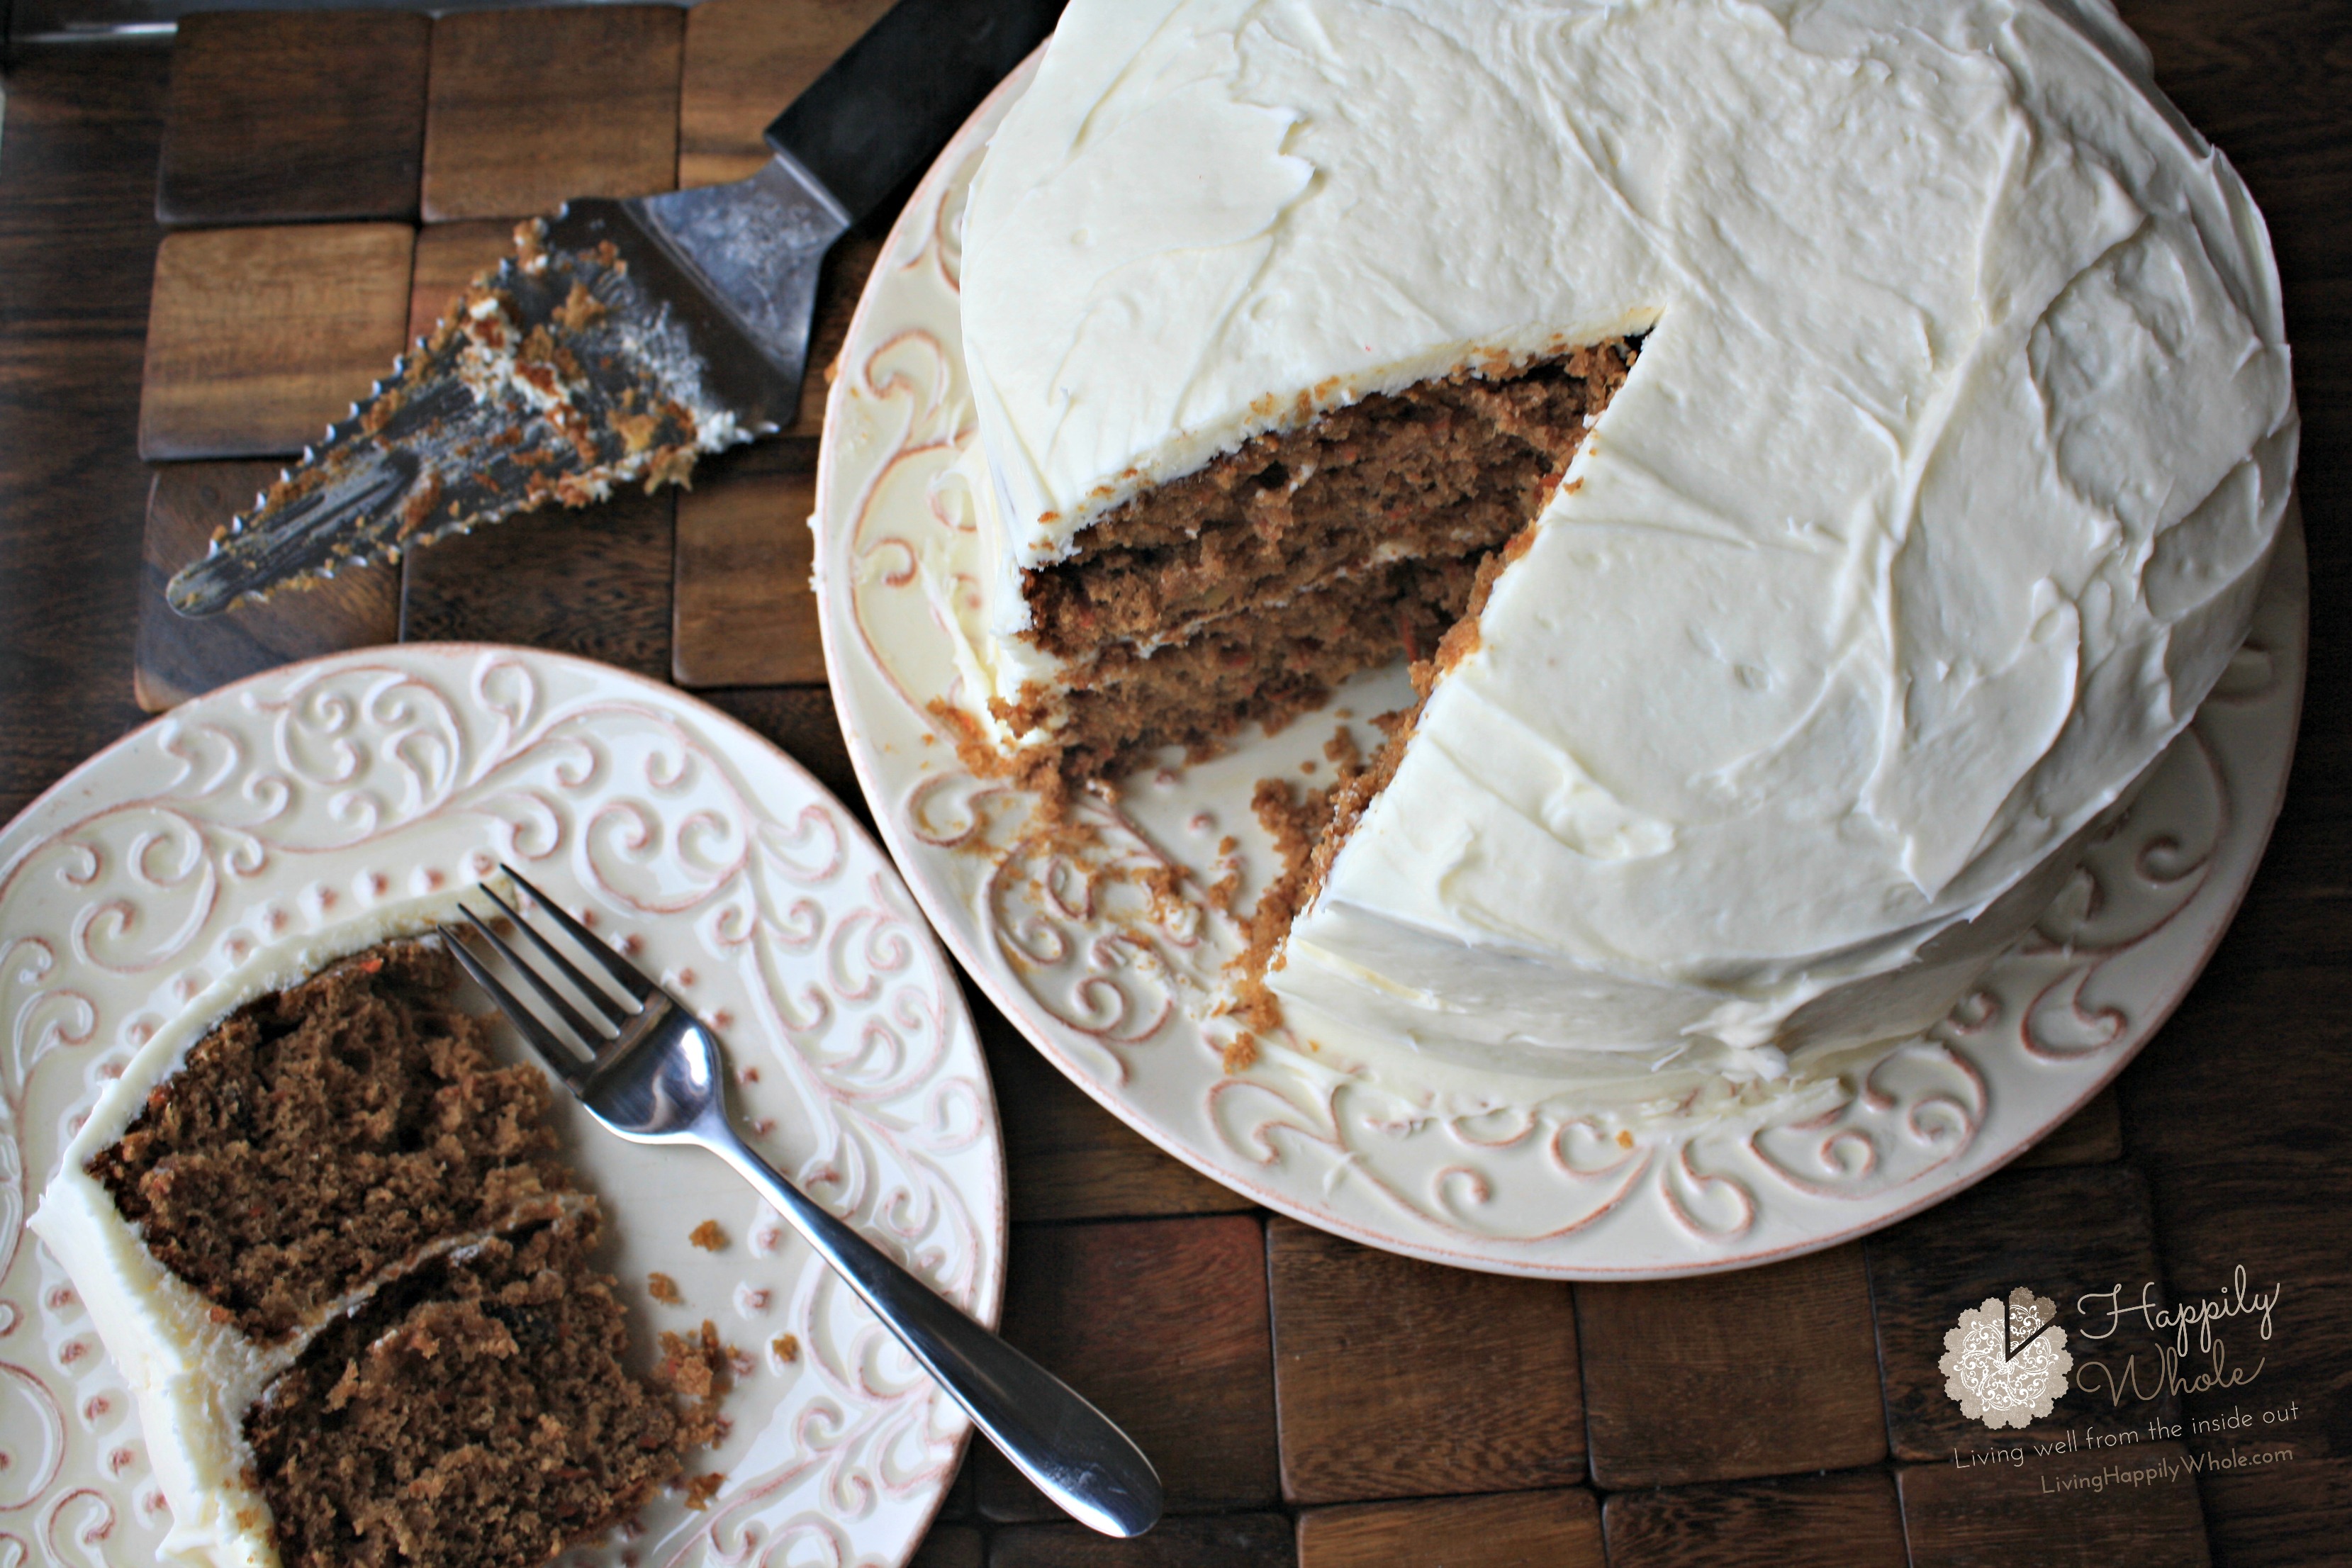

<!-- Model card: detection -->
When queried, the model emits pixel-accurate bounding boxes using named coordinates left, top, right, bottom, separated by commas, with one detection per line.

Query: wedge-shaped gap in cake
left=1006, top=337, right=1645, bottom=788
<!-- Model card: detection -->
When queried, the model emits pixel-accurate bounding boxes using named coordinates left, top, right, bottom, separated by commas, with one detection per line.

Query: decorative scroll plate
left=812, top=57, right=2307, bottom=1279
left=0, top=644, right=1002, bottom=1567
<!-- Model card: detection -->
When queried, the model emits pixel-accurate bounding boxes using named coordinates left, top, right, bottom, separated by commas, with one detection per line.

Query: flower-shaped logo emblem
left=1942, top=1285, right=2072, bottom=1430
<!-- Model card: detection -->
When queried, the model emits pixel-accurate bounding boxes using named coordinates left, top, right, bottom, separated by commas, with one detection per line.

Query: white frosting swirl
left=956, top=0, right=2296, bottom=1075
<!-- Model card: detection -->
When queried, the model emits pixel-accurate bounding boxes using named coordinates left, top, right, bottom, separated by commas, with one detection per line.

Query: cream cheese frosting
left=28, top=888, right=522, bottom=1568
left=951, top=0, right=2297, bottom=1077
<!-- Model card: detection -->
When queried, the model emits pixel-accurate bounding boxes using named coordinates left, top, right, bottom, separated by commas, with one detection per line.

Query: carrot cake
left=939, top=0, right=2298, bottom=1077
left=31, top=902, right=718, bottom=1568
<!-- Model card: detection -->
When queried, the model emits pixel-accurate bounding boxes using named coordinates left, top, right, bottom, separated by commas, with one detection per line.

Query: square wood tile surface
left=2013, top=1087, right=2125, bottom=1167
left=422, top=4, right=685, bottom=221
left=1576, top=1244, right=1886, bottom=1488
left=1296, top=1489, right=1603, bottom=1568
left=2197, top=1457, right=2352, bottom=1568
left=405, top=218, right=517, bottom=347
left=1866, top=1163, right=2175, bottom=1462
left=1267, top=1216, right=1583, bottom=1504
left=1898, top=1443, right=2212, bottom=1567
left=975, top=1216, right=1279, bottom=1520
left=135, top=460, right=400, bottom=712
left=1601, top=1471, right=1908, bottom=1568
left=697, top=685, right=865, bottom=821
left=398, top=493, right=675, bottom=679
left=672, top=439, right=824, bottom=688
left=982, top=1017, right=1253, bottom=1223
left=790, top=233, right=881, bottom=436
left=679, top=0, right=896, bottom=189
left=2118, top=976, right=2352, bottom=1455
left=140, top=223, right=414, bottom=460
left=990, top=1513, right=1296, bottom=1567
left=159, top=10, right=430, bottom=226
left=906, top=1523, right=983, bottom=1568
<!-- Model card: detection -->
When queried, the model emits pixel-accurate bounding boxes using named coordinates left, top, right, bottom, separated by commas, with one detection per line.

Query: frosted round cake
left=934, top=0, right=2298, bottom=1082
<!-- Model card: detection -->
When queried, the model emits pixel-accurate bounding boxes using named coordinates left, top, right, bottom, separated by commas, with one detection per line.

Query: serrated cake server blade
left=167, top=0, right=1060, bottom=619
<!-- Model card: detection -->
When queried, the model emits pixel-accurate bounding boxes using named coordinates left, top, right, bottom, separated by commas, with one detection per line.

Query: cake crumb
left=1222, top=1034, right=1260, bottom=1073
left=771, top=1333, right=800, bottom=1364
left=681, top=1473, right=724, bottom=1511
left=647, top=1272, right=682, bottom=1305
left=1615, top=1129, right=1634, bottom=1149
left=654, top=1321, right=730, bottom=1452
left=688, top=1220, right=727, bottom=1252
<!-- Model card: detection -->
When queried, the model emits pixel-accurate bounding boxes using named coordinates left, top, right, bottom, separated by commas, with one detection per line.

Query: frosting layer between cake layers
left=951, top=0, right=2297, bottom=1079
left=29, top=892, right=551, bottom=1568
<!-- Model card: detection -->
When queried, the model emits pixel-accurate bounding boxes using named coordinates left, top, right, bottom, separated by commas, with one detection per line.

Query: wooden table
left=1, top=5, right=2345, bottom=1563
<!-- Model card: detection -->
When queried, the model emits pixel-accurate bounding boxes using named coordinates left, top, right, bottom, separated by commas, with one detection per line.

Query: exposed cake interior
left=1004, top=340, right=1636, bottom=784
left=88, top=941, right=573, bottom=1343
left=82, top=937, right=719, bottom=1567
left=245, top=1208, right=719, bottom=1568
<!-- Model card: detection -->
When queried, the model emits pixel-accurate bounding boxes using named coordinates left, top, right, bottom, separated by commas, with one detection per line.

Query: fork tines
left=439, top=864, right=658, bottom=1085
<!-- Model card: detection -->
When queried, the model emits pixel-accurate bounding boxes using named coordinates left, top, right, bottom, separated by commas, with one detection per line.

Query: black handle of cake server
left=764, top=0, right=1064, bottom=227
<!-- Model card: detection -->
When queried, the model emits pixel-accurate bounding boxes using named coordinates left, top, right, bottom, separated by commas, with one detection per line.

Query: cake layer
left=953, top=0, right=2298, bottom=1077
left=1023, top=345, right=1630, bottom=658
left=29, top=891, right=699, bottom=1568
left=247, top=1209, right=695, bottom=1568
left=87, top=940, right=570, bottom=1343
left=1005, top=552, right=1480, bottom=783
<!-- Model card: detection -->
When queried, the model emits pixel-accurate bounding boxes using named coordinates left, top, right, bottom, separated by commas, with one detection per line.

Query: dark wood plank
left=793, top=234, right=881, bottom=437
left=1296, top=1489, right=1603, bottom=1568
left=398, top=493, right=674, bottom=680
left=974, top=1216, right=1279, bottom=1520
left=982, top=1011, right=1253, bottom=1224
left=406, top=218, right=515, bottom=349
left=1602, top=1471, right=1907, bottom=1568
left=1575, top=1243, right=1884, bottom=1489
left=1898, top=1443, right=2212, bottom=1568
left=138, top=222, right=414, bottom=460
left=2119, top=964, right=2352, bottom=1472
left=991, top=1512, right=1294, bottom=1568
left=693, top=684, right=867, bottom=822
left=2012, top=1087, right=2124, bottom=1168
left=907, top=1522, right=982, bottom=1568
left=673, top=438, right=824, bottom=688
left=1267, top=1216, right=1582, bottom=1504
left=157, top=10, right=430, bottom=226
left=2200, top=1455, right=2352, bottom=1568
left=1571, top=1241, right=1881, bottom=1495
left=678, top=0, right=897, bottom=190
left=134, top=460, right=399, bottom=711
left=1866, top=1163, right=2178, bottom=1464
left=422, top=4, right=685, bottom=222
left=0, top=45, right=174, bottom=824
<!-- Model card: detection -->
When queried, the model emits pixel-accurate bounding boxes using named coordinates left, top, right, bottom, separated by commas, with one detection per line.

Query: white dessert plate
left=0, top=644, right=1002, bottom=1566
left=813, top=55, right=2308, bottom=1281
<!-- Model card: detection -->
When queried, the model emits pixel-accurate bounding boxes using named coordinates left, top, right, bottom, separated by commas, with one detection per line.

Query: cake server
left=440, top=866, right=1164, bottom=1540
left=165, top=0, right=1059, bottom=618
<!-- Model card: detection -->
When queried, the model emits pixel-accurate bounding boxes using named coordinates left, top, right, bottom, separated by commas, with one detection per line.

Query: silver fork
left=439, top=864, right=1161, bottom=1539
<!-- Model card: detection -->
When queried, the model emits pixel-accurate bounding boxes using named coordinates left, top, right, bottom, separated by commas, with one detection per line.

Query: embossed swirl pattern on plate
left=0, top=645, right=1002, bottom=1568
left=812, top=52, right=2307, bottom=1279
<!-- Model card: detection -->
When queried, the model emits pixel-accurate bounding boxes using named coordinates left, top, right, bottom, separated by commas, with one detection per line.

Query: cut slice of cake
left=33, top=902, right=719, bottom=1568
left=938, top=0, right=2299, bottom=1081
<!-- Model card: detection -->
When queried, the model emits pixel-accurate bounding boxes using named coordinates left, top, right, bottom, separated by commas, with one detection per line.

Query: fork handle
left=702, top=1126, right=1163, bottom=1538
